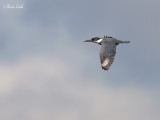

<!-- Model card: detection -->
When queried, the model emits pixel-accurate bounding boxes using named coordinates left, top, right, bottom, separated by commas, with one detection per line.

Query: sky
left=0, top=0, right=160, bottom=120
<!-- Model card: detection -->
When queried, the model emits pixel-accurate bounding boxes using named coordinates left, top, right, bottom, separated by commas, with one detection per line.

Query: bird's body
left=84, top=36, right=130, bottom=70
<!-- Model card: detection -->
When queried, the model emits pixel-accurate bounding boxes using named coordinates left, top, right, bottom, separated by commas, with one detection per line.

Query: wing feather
left=100, top=55, right=115, bottom=70
left=100, top=41, right=116, bottom=70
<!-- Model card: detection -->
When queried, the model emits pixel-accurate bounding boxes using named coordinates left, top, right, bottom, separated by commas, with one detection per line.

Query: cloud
left=0, top=1, right=160, bottom=119
left=0, top=55, right=159, bottom=120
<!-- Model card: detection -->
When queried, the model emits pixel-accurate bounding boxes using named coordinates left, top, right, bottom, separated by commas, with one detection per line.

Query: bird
left=84, top=35, right=130, bottom=70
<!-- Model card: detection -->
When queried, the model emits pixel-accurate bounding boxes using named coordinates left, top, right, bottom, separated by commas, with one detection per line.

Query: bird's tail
left=117, top=40, right=130, bottom=43
left=122, top=41, right=130, bottom=43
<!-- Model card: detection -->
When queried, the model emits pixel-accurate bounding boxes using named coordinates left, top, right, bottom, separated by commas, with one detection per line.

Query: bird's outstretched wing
left=100, top=42, right=116, bottom=70
left=100, top=55, right=115, bottom=70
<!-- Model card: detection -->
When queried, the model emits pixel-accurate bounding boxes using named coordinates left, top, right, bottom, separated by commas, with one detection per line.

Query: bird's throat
left=95, top=39, right=103, bottom=43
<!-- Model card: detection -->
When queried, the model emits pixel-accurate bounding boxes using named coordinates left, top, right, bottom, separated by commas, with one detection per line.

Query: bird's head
left=84, top=37, right=102, bottom=44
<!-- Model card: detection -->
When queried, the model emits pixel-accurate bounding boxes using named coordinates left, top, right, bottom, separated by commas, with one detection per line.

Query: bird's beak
left=84, top=40, right=92, bottom=42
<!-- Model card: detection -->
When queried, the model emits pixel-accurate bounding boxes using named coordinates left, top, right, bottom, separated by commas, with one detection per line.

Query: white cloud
left=0, top=0, right=160, bottom=119
left=0, top=55, right=159, bottom=120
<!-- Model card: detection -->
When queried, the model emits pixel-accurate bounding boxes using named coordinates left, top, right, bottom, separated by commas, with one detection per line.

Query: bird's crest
left=104, top=35, right=112, bottom=38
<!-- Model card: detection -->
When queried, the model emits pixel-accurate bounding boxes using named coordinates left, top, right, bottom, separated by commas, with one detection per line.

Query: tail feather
left=122, top=41, right=130, bottom=43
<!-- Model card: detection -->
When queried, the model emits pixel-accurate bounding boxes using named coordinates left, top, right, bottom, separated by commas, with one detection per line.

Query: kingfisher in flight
left=84, top=35, right=130, bottom=70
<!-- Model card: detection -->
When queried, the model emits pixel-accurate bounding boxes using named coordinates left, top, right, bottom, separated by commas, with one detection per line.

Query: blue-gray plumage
left=84, top=36, right=130, bottom=70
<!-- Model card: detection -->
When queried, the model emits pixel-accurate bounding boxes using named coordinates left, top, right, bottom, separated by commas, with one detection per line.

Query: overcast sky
left=0, top=0, right=160, bottom=120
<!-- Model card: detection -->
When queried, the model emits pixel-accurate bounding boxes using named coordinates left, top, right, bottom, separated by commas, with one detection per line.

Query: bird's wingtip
left=102, top=66, right=109, bottom=71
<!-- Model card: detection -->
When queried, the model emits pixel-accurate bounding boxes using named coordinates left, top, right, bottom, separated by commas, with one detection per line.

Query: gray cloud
left=0, top=0, right=160, bottom=119
left=0, top=56, right=159, bottom=120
